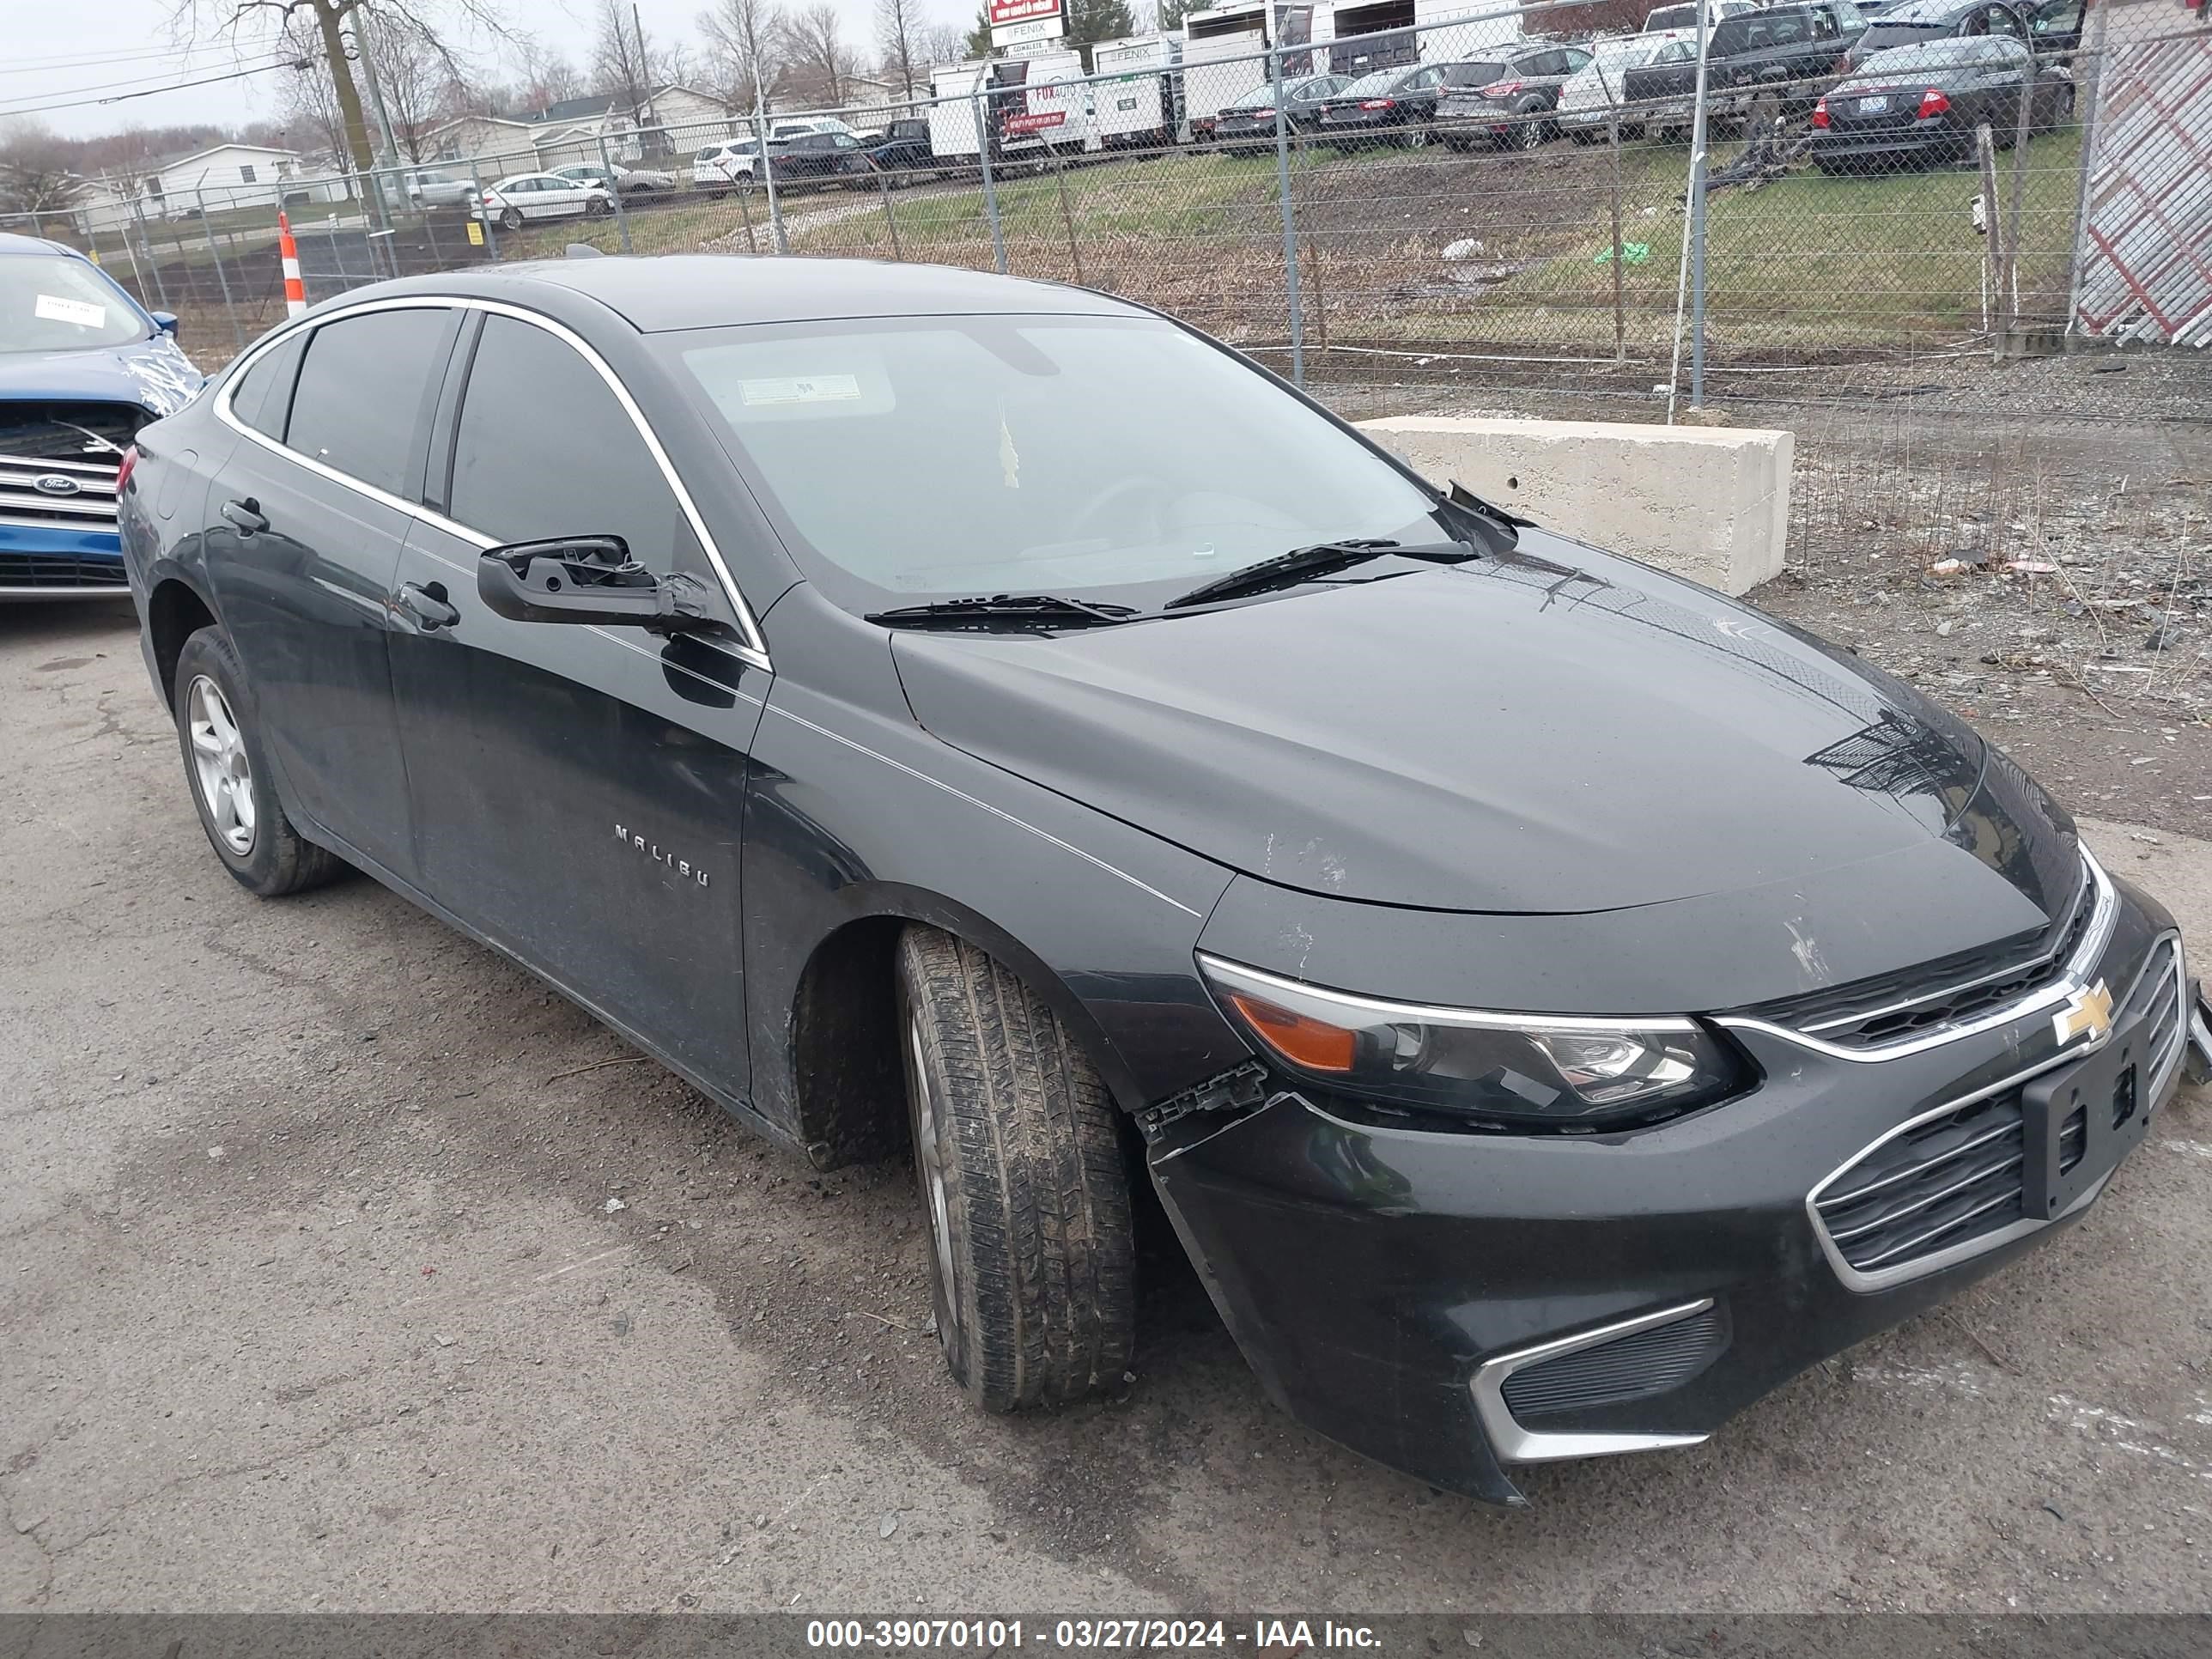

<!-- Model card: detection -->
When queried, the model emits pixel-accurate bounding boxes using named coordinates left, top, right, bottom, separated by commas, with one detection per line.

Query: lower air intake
left=1499, top=1304, right=1728, bottom=1420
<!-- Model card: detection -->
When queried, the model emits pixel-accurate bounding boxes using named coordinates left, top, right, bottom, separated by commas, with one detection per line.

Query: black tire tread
left=900, top=926, right=1134, bottom=1413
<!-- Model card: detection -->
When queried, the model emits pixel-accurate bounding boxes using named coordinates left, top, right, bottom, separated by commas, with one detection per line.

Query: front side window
left=285, top=307, right=453, bottom=497
left=0, top=254, right=149, bottom=353
left=449, top=314, right=695, bottom=580
left=665, top=314, right=1447, bottom=616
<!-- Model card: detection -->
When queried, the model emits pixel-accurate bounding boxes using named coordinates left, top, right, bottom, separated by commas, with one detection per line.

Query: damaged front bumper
left=1144, top=884, right=2191, bottom=1507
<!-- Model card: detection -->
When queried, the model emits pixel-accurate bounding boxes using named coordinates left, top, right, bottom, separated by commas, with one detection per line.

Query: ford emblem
left=33, top=474, right=82, bottom=497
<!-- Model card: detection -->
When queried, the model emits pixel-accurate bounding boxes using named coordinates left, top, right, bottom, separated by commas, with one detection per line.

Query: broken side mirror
left=477, top=535, right=720, bottom=635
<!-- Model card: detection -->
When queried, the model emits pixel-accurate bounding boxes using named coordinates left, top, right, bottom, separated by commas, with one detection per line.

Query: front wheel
left=173, top=627, right=342, bottom=897
left=896, top=925, right=1136, bottom=1412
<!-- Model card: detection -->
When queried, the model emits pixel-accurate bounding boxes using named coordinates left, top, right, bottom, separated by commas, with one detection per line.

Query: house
left=419, top=114, right=540, bottom=174
left=638, top=85, right=740, bottom=151
left=133, top=143, right=343, bottom=219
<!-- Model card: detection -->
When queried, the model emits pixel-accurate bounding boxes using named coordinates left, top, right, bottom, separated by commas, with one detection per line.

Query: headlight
left=1198, top=955, right=1747, bottom=1131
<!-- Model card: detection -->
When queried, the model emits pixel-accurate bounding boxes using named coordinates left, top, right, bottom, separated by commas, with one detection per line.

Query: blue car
left=2, top=232, right=203, bottom=599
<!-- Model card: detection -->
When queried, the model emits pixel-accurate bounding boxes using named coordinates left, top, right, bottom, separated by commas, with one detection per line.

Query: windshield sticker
left=999, top=407, right=1019, bottom=490
left=35, top=293, right=106, bottom=329
left=738, top=374, right=861, bottom=406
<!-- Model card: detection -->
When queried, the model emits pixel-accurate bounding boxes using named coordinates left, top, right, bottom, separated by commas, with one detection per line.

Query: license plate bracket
left=1858, top=94, right=1891, bottom=113
left=2021, top=1030, right=2149, bottom=1221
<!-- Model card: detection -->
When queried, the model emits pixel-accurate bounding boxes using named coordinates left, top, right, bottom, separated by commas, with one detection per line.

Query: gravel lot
left=6, top=592, right=2212, bottom=1616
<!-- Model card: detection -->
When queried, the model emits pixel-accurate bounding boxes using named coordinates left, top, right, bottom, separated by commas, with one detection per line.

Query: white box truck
left=927, top=62, right=991, bottom=161
left=988, top=50, right=1098, bottom=157
left=1089, top=35, right=1183, bottom=147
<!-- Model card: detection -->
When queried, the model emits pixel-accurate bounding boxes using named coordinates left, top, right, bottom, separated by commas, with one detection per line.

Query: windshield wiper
left=1164, top=538, right=1477, bottom=611
left=866, top=593, right=1140, bottom=631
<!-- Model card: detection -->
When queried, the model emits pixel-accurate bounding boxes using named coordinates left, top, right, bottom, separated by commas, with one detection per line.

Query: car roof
left=0, top=232, right=82, bottom=259
left=368, top=255, right=1144, bottom=333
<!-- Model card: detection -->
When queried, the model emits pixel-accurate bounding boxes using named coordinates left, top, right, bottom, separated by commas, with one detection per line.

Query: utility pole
left=631, top=2, right=655, bottom=140
left=348, top=6, right=404, bottom=279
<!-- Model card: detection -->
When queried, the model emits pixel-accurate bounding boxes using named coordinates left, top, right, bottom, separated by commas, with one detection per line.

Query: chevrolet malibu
left=116, top=257, right=2210, bottom=1505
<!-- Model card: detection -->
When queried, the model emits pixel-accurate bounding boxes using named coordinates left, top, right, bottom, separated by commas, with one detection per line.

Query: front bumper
left=0, top=522, right=130, bottom=600
left=1146, top=879, right=2186, bottom=1505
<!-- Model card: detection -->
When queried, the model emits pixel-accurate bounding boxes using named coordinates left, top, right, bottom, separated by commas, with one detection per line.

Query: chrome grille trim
left=1808, top=929, right=2185, bottom=1293
left=1719, top=852, right=2118, bottom=1064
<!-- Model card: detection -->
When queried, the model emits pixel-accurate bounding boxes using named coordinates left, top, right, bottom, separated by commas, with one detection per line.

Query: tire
left=586, top=195, right=610, bottom=216
left=172, top=627, right=343, bottom=898
left=501, top=206, right=525, bottom=231
left=896, top=925, right=1136, bottom=1413
left=1401, top=123, right=1430, bottom=149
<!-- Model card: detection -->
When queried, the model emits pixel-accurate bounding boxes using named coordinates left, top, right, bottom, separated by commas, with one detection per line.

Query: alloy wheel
left=185, top=675, right=256, bottom=856
left=906, top=1009, right=963, bottom=1356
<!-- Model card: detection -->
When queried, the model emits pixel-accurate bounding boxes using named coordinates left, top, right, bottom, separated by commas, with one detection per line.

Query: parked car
left=1813, top=34, right=2071, bottom=168
left=691, top=140, right=775, bottom=194
left=862, top=118, right=934, bottom=173
left=0, top=233, right=200, bottom=601
left=1434, top=42, right=1598, bottom=150
left=1204, top=73, right=1349, bottom=151
left=474, top=173, right=611, bottom=230
left=381, top=168, right=473, bottom=210
left=1557, top=32, right=1692, bottom=140
left=769, top=131, right=879, bottom=189
left=768, top=116, right=859, bottom=142
left=1845, top=0, right=2080, bottom=67
left=1624, top=0, right=1869, bottom=133
left=551, top=161, right=678, bottom=200
left=117, top=253, right=2210, bottom=1506
left=1315, top=62, right=1456, bottom=149
left=1205, top=73, right=1347, bottom=146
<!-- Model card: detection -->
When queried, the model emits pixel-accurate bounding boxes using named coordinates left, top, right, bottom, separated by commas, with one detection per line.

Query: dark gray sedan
left=1813, top=36, right=2072, bottom=170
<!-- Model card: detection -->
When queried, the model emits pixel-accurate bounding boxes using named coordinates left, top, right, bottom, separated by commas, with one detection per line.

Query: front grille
left=1499, top=1305, right=1728, bottom=1420
left=2125, top=936, right=2185, bottom=1079
left=0, top=453, right=123, bottom=533
left=1758, top=853, right=2100, bottom=1051
left=1815, top=1090, right=2042, bottom=1275
left=0, top=551, right=127, bottom=588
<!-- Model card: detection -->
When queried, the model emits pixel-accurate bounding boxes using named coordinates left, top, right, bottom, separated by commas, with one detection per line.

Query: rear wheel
left=501, top=205, right=525, bottom=231
left=173, top=627, right=342, bottom=898
left=896, top=925, right=1136, bottom=1412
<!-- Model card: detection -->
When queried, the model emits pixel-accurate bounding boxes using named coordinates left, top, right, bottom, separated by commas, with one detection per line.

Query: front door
left=387, top=309, right=768, bottom=1097
left=200, top=304, right=459, bottom=878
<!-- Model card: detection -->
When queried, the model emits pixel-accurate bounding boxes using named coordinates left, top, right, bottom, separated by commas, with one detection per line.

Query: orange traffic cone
left=278, top=210, right=306, bottom=317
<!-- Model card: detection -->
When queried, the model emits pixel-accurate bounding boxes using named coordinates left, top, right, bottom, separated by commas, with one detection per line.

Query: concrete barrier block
left=1356, top=416, right=1795, bottom=596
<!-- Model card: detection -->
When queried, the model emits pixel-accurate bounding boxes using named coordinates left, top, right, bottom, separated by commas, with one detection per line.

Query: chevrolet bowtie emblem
left=2052, top=981, right=2114, bottom=1047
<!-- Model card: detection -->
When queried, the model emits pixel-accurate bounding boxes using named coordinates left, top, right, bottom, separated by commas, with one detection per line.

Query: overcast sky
left=3, top=0, right=961, bottom=140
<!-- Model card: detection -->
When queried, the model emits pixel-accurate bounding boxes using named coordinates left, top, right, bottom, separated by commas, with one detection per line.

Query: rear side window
left=228, top=331, right=306, bottom=441
left=448, top=314, right=685, bottom=569
left=285, top=307, right=453, bottom=496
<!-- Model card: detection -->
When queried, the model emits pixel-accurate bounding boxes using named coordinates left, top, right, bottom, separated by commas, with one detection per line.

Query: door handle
left=397, top=580, right=460, bottom=632
left=220, top=497, right=268, bottom=536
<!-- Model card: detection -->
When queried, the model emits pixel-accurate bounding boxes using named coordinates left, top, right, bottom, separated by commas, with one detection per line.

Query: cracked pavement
left=4, top=599, right=2212, bottom=1614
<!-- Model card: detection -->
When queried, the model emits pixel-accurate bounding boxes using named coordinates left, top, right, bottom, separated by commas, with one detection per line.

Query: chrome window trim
left=1194, top=955, right=1702, bottom=1035
left=211, top=292, right=773, bottom=672
left=1717, top=851, right=2118, bottom=1064
left=1807, top=927, right=2185, bottom=1295
left=1470, top=1299, right=1716, bottom=1465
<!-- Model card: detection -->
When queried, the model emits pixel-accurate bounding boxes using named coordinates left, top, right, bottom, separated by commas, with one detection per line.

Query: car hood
left=0, top=334, right=203, bottom=418
left=890, top=534, right=2076, bottom=921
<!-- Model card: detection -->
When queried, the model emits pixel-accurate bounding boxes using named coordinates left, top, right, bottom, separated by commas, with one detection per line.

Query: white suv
left=691, top=141, right=770, bottom=193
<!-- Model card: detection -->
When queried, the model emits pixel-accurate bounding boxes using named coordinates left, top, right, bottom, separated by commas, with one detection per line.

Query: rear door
left=387, top=307, right=768, bottom=1093
left=202, top=303, right=459, bottom=878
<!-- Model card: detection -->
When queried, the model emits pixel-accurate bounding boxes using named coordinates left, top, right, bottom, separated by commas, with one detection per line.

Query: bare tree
left=776, top=3, right=853, bottom=108
left=875, top=0, right=924, bottom=100
left=915, top=21, right=967, bottom=68
left=591, top=0, right=655, bottom=113
left=276, top=9, right=443, bottom=161
left=166, top=0, right=506, bottom=178
left=698, top=0, right=783, bottom=111
left=0, top=119, right=82, bottom=216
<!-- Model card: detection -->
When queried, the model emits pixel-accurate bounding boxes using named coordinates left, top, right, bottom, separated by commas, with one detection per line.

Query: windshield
left=1850, top=35, right=2023, bottom=74
left=665, top=314, right=1446, bottom=614
left=0, top=254, right=149, bottom=354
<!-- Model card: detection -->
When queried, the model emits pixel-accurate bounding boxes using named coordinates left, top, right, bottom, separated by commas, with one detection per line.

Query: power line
left=0, top=52, right=295, bottom=112
left=0, top=58, right=306, bottom=120
left=0, top=43, right=260, bottom=76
